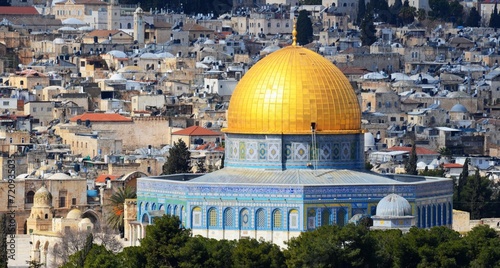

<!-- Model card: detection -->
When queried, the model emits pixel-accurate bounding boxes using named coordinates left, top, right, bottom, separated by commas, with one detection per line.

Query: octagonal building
left=132, top=39, right=453, bottom=247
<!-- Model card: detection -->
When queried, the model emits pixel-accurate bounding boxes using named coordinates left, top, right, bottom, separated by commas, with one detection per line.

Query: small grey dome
left=450, top=103, right=468, bottom=113
left=376, top=194, right=412, bottom=217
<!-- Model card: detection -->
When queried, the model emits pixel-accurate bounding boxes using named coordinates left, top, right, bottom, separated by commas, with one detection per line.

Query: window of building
left=224, top=208, right=234, bottom=227
left=81, top=61, right=85, bottom=67
left=9, top=138, right=12, bottom=144
left=192, top=207, right=202, bottom=227
left=240, top=209, right=250, bottom=228
left=47, top=107, right=52, bottom=112
left=3, top=101, right=8, bottom=106
left=256, top=208, right=265, bottom=229
left=273, top=209, right=282, bottom=229
left=72, top=198, right=76, bottom=205
left=26, top=191, right=35, bottom=204
left=59, top=191, right=67, bottom=208
left=208, top=208, right=217, bottom=227
left=308, top=209, right=316, bottom=229
left=267, top=22, right=271, bottom=27
left=289, top=209, right=298, bottom=229
left=390, top=117, right=396, bottom=121
left=32, top=107, right=36, bottom=113
left=20, top=81, right=24, bottom=86
left=321, top=209, right=331, bottom=226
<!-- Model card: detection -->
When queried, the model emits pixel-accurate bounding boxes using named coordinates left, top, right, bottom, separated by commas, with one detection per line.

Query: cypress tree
left=357, top=0, right=366, bottom=25
left=360, top=7, right=377, bottom=46
left=162, top=139, right=191, bottom=175
left=490, top=3, right=499, bottom=28
left=296, top=10, right=313, bottom=45
left=405, top=143, right=418, bottom=175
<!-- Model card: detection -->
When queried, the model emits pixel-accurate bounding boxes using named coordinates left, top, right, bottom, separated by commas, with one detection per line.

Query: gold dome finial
left=292, top=18, right=297, bottom=46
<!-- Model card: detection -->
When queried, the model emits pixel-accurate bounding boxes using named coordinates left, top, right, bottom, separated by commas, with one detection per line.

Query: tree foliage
left=465, top=7, right=480, bottom=27
left=163, top=139, right=191, bottom=175
left=296, top=10, right=313, bottom=46
left=429, top=0, right=463, bottom=23
left=106, top=186, right=137, bottom=233
left=360, top=7, right=377, bottom=46
left=490, top=3, right=500, bottom=28
left=405, top=144, right=418, bottom=175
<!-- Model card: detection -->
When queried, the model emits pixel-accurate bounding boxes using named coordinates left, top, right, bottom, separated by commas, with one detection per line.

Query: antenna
left=311, top=122, right=317, bottom=170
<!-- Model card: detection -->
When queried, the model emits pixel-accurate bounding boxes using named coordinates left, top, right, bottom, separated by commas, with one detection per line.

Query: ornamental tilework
left=285, top=144, right=292, bottom=160
left=341, top=142, right=350, bottom=160
left=293, top=143, right=309, bottom=161
left=259, top=143, right=266, bottom=160
left=268, top=142, right=280, bottom=161
left=332, top=143, right=340, bottom=160
left=320, top=143, right=332, bottom=160
left=239, top=142, right=246, bottom=160
left=350, top=142, right=357, bottom=160
left=246, top=142, right=258, bottom=161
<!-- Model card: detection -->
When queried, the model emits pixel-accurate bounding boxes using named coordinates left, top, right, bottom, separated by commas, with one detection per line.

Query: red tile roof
left=0, top=7, right=39, bottom=15
left=70, top=113, right=133, bottom=122
left=443, top=163, right=463, bottom=168
left=95, top=174, right=120, bottom=183
left=387, top=146, right=438, bottom=155
left=172, top=126, right=222, bottom=136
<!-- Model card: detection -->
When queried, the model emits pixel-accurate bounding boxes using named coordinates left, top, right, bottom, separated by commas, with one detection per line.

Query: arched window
left=166, top=205, right=171, bottom=215
left=127, top=23, right=132, bottom=29
left=224, top=208, right=234, bottom=228
left=173, top=205, right=178, bottom=216
left=208, top=208, right=217, bottom=227
left=26, top=191, right=35, bottom=204
left=289, top=209, right=299, bottom=229
left=307, top=209, right=316, bottom=229
left=192, top=207, right=202, bottom=227
left=337, top=208, right=346, bottom=227
left=240, top=208, right=250, bottom=228
left=256, top=209, right=265, bottom=229
left=321, top=209, right=331, bottom=226
left=272, top=209, right=282, bottom=229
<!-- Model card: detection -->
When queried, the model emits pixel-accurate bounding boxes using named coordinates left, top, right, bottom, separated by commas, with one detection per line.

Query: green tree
left=141, top=215, right=191, bottom=268
left=371, top=229, right=406, bottom=267
left=232, top=238, right=285, bottom=268
left=448, top=0, right=464, bottom=24
left=463, top=225, right=500, bottom=266
left=461, top=169, right=493, bottom=219
left=83, top=245, right=119, bottom=268
left=0, top=214, right=7, bottom=268
left=465, top=7, right=480, bottom=27
left=405, top=144, right=418, bottom=175
left=454, top=158, right=469, bottom=211
left=399, top=0, right=416, bottom=25
left=116, top=246, right=147, bottom=268
left=163, top=139, right=191, bottom=175
left=419, top=166, right=445, bottom=177
left=417, top=9, right=427, bottom=21
left=296, top=10, right=313, bottom=45
left=285, top=224, right=377, bottom=267
left=360, top=7, right=377, bottom=46
left=356, top=0, right=366, bottom=25
left=106, top=186, right=136, bottom=233
left=178, top=236, right=234, bottom=268
left=491, top=3, right=500, bottom=28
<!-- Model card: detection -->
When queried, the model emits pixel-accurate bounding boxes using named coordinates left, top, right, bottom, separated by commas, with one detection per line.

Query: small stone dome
left=66, top=208, right=82, bottom=219
left=47, top=173, right=72, bottom=180
left=376, top=194, right=412, bottom=217
left=34, top=186, right=52, bottom=207
left=450, top=103, right=468, bottom=113
left=79, top=218, right=91, bottom=224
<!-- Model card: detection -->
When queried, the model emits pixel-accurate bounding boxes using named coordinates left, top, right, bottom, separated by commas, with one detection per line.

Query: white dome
left=376, top=194, right=412, bottom=217
left=417, top=161, right=427, bottom=169
left=140, top=53, right=157, bottom=59
left=62, top=18, right=86, bottom=25
left=34, top=186, right=52, bottom=207
left=58, top=26, right=76, bottom=31
left=109, top=73, right=126, bottom=80
left=155, top=52, right=174, bottom=58
left=107, top=50, right=127, bottom=58
left=67, top=208, right=82, bottom=219
left=203, top=39, right=215, bottom=45
left=47, top=173, right=72, bottom=180
left=53, top=38, right=65, bottom=44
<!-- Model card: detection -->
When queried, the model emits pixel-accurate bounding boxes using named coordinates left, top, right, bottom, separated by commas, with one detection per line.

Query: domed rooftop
left=66, top=208, right=82, bottom=219
left=450, top=103, right=468, bottom=113
left=376, top=194, right=412, bottom=217
left=224, top=45, right=361, bottom=134
left=34, top=186, right=52, bottom=207
left=47, top=173, right=72, bottom=180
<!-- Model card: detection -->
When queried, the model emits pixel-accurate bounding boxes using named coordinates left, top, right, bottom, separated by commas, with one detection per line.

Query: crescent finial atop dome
left=292, top=19, right=297, bottom=46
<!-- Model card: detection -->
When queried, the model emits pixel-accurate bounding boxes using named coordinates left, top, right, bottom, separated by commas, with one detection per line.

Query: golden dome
left=224, top=46, right=361, bottom=134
